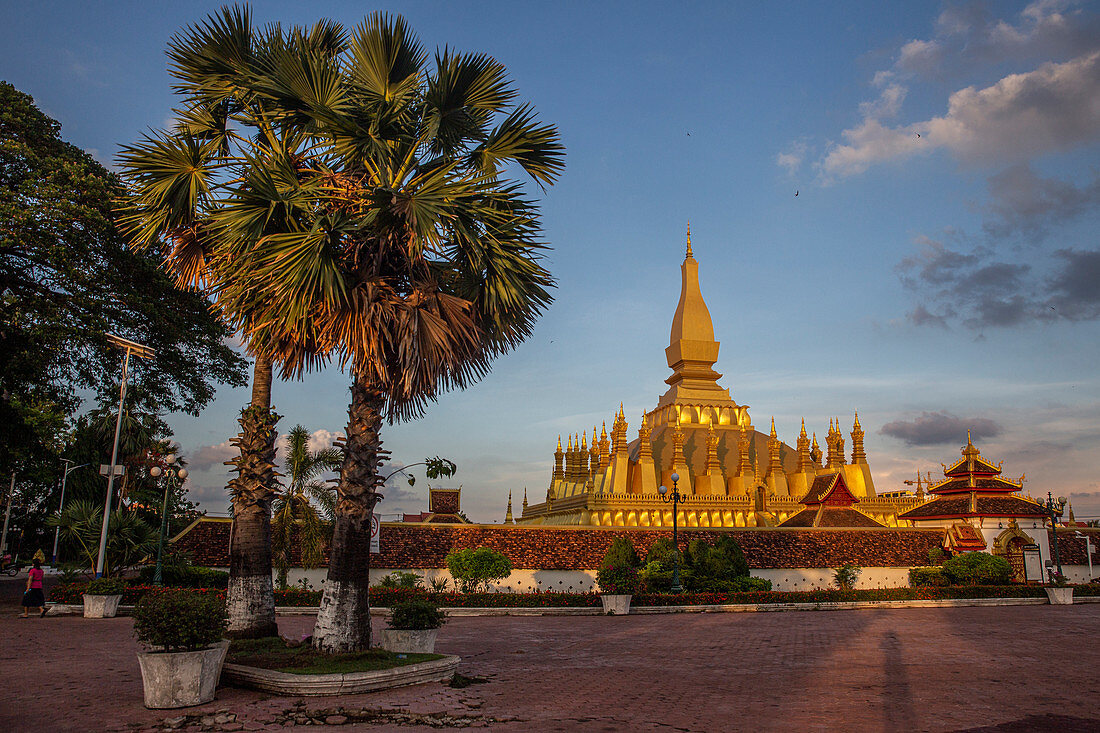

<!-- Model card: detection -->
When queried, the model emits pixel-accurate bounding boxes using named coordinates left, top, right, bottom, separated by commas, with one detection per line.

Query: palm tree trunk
left=226, top=353, right=280, bottom=638
left=312, top=377, right=384, bottom=653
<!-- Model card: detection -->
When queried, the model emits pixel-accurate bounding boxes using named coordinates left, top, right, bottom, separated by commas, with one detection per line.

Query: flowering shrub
left=50, top=581, right=1060, bottom=608
left=596, top=565, right=643, bottom=595
left=84, top=577, right=127, bottom=596
left=388, top=599, right=445, bottom=630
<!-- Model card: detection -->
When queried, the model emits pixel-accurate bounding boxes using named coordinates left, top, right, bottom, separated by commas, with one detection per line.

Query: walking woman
left=21, top=558, right=46, bottom=618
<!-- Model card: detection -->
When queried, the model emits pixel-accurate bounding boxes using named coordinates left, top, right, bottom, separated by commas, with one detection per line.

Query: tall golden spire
left=522, top=487, right=528, bottom=511
left=504, top=491, right=514, bottom=524
left=850, top=411, right=867, bottom=465
left=810, top=432, right=822, bottom=467
left=598, top=420, right=611, bottom=470
left=737, top=422, right=753, bottom=477
left=796, top=418, right=812, bottom=473
left=552, top=435, right=564, bottom=482
left=660, top=230, right=728, bottom=405
left=766, top=418, right=783, bottom=479
left=638, top=412, right=653, bottom=461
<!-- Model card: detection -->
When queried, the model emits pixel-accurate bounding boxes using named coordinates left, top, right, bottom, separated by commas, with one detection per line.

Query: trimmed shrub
left=84, top=577, right=127, bottom=596
left=730, top=576, right=772, bottom=592
left=599, top=537, right=641, bottom=570
left=684, top=535, right=750, bottom=592
left=596, top=564, right=643, bottom=595
left=388, top=599, right=445, bottom=630
left=445, top=547, right=512, bottom=592
left=133, top=589, right=227, bottom=653
left=941, top=552, right=1012, bottom=585
left=909, top=567, right=947, bottom=587
left=138, top=565, right=229, bottom=589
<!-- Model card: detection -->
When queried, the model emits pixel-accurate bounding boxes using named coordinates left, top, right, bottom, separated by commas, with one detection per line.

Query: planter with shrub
left=133, top=589, right=229, bottom=709
left=1044, top=570, right=1073, bottom=604
left=596, top=564, right=642, bottom=614
left=83, top=577, right=127, bottom=618
left=381, top=599, right=446, bottom=654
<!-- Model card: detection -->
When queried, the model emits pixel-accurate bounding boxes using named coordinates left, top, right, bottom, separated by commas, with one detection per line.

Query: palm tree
left=113, top=7, right=344, bottom=637
left=122, top=8, right=562, bottom=652
left=272, top=425, right=341, bottom=588
left=208, top=13, right=563, bottom=652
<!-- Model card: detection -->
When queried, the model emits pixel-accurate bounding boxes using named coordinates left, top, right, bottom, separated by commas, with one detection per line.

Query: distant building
left=401, top=486, right=469, bottom=524
left=900, top=435, right=1050, bottom=581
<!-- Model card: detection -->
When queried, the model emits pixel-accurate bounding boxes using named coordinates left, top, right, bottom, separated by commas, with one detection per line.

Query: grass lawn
left=227, top=637, right=442, bottom=675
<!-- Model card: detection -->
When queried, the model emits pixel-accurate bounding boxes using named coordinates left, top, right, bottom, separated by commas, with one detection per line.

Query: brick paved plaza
left=1, top=602, right=1098, bottom=732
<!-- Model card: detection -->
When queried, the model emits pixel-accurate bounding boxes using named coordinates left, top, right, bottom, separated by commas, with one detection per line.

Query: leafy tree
left=445, top=547, right=513, bottom=593
left=0, top=81, right=248, bottom=489
left=271, top=425, right=342, bottom=588
left=686, top=535, right=749, bottom=591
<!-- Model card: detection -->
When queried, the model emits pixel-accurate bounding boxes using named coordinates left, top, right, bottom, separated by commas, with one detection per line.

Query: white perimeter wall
left=249, top=566, right=918, bottom=593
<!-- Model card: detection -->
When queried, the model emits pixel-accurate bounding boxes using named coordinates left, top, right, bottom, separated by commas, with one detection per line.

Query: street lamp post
left=658, top=472, right=684, bottom=594
left=1039, top=491, right=1067, bottom=582
left=95, top=334, right=153, bottom=578
left=53, top=460, right=90, bottom=564
left=149, top=455, right=187, bottom=587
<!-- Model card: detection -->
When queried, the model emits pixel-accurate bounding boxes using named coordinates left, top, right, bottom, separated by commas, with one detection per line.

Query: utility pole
left=94, top=334, right=153, bottom=577
left=1, top=472, right=14, bottom=556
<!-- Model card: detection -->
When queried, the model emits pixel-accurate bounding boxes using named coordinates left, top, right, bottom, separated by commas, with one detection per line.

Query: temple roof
left=931, top=434, right=1021, bottom=495
left=900, top=495, right=1046, bottom=520
left=945, top=523, right=987, bottom=551
left=779, top=507, right=883, bottom=528
left=801, top=472, right=857, bottom=506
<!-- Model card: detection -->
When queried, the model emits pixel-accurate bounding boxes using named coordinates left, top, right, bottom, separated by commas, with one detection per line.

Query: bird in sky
left=795, top=190, right=799, bottom=197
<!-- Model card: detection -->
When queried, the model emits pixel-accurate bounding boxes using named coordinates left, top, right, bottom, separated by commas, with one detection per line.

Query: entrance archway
left=993, top=523, right=1034, bottom=583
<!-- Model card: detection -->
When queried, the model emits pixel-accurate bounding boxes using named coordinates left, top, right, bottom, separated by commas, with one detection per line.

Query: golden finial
left=618, top=403, right=625, bottom=420
left=853, top=411, right=861, bottom=430
left=800, top=418, right=807, bottom=438
left=557, top=435, right=562, bottom=452
left=770, top=417, right=777, bottom=437
left=640, top=412, right=647, bottom=427
left=566, top=434, right=572, bottom=451
left=601, top=420, right=608, bottom=439
left=686, top=222, right=693, bottom=258
left=580, top=432, right=587, bottom=450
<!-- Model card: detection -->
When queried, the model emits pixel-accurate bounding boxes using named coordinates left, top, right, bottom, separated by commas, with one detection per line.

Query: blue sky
left=5, top=1, right=1100, bottom=522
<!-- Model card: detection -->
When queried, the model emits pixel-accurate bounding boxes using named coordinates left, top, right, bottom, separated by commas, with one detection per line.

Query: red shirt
left=28, top=568, right=44, bottom=589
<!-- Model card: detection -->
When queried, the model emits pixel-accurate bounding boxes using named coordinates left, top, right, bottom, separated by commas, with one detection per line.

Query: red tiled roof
left=780, top=507, right=883, bottom=528
left=930, top=477, right=1022, bottom=495
left=901, top=495, right=1047, bottom=519
left=800, top=472, right=859, bottom=507
left=946, top=523, right=987, bottom=551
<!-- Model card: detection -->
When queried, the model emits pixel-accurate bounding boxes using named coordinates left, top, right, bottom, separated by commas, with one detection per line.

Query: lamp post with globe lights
left=149, top=455, right=187, bottom=587
left=658, top=472, right=685, bottom=594
left=1038, top=492, right=1067, bottom=583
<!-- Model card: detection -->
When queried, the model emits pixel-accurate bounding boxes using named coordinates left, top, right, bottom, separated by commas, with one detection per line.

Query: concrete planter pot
left=137, top=640, right=229, bottom=709
left=83, top=594, right=123, bottom=618
left=600, top=594, right=632, bottom=615
left=380, top=628, right=439, bottom=654
left=1045, top=587, right=1074, bottom=605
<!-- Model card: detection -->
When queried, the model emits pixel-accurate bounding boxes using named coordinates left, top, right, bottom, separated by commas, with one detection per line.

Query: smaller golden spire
left=601, top=421, right=608, bottom=441
left=522, top=487, right=528, bottom=510
left=504, top=491, right=514, bottom=524
left=770, top=416, right=777, bottom=438
left=557, top=435, right=562, bottom=452
left=686, top=222, right=693, bottom=258
left=853, top=411, right=861, bottom=430
left=800, top=418, right=807, bottom=438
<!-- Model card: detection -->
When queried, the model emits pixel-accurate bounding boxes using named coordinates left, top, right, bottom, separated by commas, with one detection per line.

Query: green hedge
left=909, top=567, right=948, bottom=587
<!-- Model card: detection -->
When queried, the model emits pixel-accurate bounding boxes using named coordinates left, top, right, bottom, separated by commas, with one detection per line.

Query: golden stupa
left=517, top=228, right=924, bottom=528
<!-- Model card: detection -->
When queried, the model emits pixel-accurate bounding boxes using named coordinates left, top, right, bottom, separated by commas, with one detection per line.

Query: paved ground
left=1, top=589, right=1098, bottom=732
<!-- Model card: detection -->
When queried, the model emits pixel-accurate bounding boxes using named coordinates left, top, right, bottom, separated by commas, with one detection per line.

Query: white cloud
left=187, top=439, right=237, bottom=472
left=821, top=50, right=1100, bottom=179
left=775, top=140, right=807, bottom=174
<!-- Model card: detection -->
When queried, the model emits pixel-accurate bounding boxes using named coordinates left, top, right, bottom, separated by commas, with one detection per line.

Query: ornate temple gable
left=930, top=434, right=1023, bottom=495
left=945, top=522, right=987, bottom=551
left=941, top=432, right=1004, bottom=480
left=801, top=472, right=858, bottom=508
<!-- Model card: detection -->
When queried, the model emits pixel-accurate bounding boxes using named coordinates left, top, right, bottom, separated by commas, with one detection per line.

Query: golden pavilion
left=517, top=229, right=925, bottom=528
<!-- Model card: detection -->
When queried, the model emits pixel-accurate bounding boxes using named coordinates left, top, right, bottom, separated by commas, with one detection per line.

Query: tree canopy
left=0, top=81, right=248, bottom=486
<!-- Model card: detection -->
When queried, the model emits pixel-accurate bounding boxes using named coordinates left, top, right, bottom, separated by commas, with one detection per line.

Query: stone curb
left=221, top=655, right=460, bottom=695
left=44, top=594, right=1100, bottom=617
